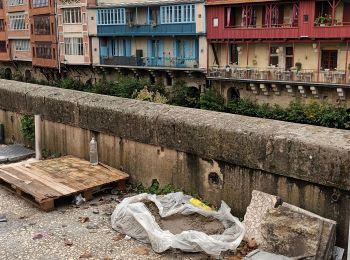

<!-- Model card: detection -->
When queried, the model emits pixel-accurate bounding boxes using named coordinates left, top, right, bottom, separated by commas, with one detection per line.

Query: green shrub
left=199, top=89, right=226, bottom=112
left=168, top=80, right=200, bottom=108
left=20, top=115, right=35, bottom=142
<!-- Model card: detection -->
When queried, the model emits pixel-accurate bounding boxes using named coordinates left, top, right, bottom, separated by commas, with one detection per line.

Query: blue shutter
left=184, top=40, right=190, bottom=59
left=173, top=39, right=177, bottom=59
left=159, top=40, right=164, bottom=66
left=194, top=39, right=199, bottom=59
left=147, top=40, right=152, bottom=65
left=125, top=39, right=131, bottom=56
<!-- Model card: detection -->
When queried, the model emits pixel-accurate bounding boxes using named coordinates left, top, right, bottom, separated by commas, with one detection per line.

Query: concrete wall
left=0, top=79, right=349, bottom=250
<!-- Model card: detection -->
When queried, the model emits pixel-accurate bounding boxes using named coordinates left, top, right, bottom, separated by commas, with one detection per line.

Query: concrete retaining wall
left=0, top=79, right=349, bottom=249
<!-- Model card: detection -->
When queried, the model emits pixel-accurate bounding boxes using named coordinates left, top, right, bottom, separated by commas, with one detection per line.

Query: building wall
left=57, top=0, right=91, bottom=65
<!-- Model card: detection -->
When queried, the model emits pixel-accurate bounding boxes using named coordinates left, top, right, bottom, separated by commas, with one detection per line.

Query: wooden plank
left=0, top=169, right=61, bottom=202
left=15, top=165, right=76, bottom=195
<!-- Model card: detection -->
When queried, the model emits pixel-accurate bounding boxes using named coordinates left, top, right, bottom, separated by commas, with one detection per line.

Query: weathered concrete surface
left=0, top=80, right=349, bottom=192
left=260, top=205, right=335, bottom=259
left=0, top=80, right=349, bottom=250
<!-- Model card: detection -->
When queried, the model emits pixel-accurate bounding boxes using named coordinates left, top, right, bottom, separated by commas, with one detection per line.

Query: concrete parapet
left=0, top=79, right=349, bottom=192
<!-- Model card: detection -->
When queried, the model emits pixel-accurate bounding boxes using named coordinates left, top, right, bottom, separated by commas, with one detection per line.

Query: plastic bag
left=111, top=192, right=245, bottom=256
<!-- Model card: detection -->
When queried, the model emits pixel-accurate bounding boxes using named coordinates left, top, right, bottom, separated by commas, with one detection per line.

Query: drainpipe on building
left=55, top=0, right=61, bottom=74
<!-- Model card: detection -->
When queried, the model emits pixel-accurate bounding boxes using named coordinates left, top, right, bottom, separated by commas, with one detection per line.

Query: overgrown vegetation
left=4, top=73, right=350, bottom=130
left=136, top=179, right=181, bottom=195
left=20, top=115, right=35, bottom=142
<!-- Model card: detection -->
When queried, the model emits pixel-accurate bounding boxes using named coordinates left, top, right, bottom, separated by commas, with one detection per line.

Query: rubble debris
left=64, top=239, right=73, bottom=246
left=78, top=217, right=89, bottom=223
left=133, top=246, right=150, bottom=256
left=73, top=194, right=86, bottom=206
left=32, top=233, right=44, bottom=240
left=0, top=214, right=7, bottom=222
left=243, top=249, right=292, bottom=260
left=244, top=190, right=336, bottom=260
left=243, top=190, right=280, bottom=244
left=111, top=192, right=245, bottom=257
left=79, top=251, right=92, bottom=258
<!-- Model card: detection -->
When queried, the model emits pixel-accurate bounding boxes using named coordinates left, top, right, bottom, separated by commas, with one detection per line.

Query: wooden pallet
left=0, top=156, right=129, bottom=211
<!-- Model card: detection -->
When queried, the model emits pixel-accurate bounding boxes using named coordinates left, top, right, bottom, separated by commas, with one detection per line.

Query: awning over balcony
left=206, top=0, right=279, bottom=5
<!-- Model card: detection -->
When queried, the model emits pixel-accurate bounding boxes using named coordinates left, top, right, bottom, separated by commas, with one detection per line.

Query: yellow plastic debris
left=190, top=198, right=213, bottom=211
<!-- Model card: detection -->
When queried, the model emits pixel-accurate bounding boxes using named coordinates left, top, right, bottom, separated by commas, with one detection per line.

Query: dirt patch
left=145, top=201, right=225, bottom=235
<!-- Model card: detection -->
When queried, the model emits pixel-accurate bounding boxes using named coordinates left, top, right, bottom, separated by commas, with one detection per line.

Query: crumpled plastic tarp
left=111, top=192, right=246, bottom=256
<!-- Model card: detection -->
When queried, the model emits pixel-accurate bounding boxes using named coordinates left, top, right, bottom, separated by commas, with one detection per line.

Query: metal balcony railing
left=101, top=56, right=199, bottom=69
left=208, top=66, right=350, bottom=85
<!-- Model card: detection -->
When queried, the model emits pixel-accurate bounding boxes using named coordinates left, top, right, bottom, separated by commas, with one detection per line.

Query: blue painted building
left=88, top=0, right=206, bottom=87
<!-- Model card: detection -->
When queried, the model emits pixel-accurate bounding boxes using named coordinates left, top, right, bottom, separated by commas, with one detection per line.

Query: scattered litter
left=78, top=217, right=89, bottom=223
left=0, top=214, right=7, bottom=222
left=92, top=209, right=99, bottom=214
left=112, top=234, right=124, bottom=241
left=124, top=235, right=131, bottom=240
left=243, top=249, right=292, bottom=260
left=332, top=246, right=344, bottom=260
left=111, top=192, right=245, bottom=257
left=32, top=233, right=44, bottom=240
left=86, top=223, right=99, bottom=230
left=73, top=194, right=86, bottom=206
left=64, top=239, right=73, bottom=246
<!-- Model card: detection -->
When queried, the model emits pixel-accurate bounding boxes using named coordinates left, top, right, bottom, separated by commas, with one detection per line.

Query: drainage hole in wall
left=208, top=172, right=220, bottom=186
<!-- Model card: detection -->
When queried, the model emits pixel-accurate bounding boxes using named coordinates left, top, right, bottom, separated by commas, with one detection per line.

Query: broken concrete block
left=243, top=190, right=280, bottom=244
left=243, top=249, right=292, bottom=260
left=260, top=203, right=336, bottom=260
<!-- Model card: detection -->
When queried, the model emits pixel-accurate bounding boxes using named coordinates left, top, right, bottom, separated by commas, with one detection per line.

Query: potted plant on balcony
left=295, top=62, right=302, bottom=72
left=314, top=15, right=328, bottom=26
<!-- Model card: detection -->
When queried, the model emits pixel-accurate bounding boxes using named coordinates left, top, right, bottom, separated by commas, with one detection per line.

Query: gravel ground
left=0, top=188, right=217, bottom=260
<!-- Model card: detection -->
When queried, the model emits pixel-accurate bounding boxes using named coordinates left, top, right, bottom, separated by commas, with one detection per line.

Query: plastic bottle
left=89, top=136, right=98, bottom=166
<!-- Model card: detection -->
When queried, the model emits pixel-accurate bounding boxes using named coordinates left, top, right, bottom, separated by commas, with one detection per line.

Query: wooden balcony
left=208, top=25, right=299, bottom=40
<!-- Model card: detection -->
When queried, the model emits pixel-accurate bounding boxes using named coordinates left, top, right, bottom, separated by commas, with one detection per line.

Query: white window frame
left=63, top=8, right=81, bottom=24
left=160, top=4, right=195, bottom=24
left=8, top=0, right=24, bottom=6
left=32, top=0, right=48, bottom=8
left=9, top=13, right=26, bottom=31
left=97, top=8, right=126, bottom=25
left=15, top=39, right=30, bottom=51
left=64, top=37, right=83, bottom=55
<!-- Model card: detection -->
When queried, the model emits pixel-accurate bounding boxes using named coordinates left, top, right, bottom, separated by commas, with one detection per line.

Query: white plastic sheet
left=111, top=192, right=245, bottom=256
